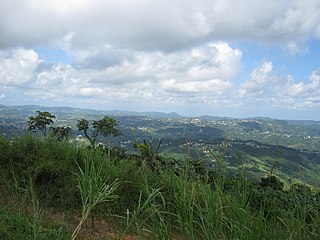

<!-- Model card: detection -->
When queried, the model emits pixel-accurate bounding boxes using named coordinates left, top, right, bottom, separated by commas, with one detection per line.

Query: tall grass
left=0, top=207, right=69, bottom=240
left=71, top=155, right=119, bottom=240
left=0, top=135, right=319, bottom=239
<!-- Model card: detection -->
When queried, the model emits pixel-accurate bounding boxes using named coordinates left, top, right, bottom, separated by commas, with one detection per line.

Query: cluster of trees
left=27, top=111, right=166, bottom=169
left=27, top=110, right=122, bottom=148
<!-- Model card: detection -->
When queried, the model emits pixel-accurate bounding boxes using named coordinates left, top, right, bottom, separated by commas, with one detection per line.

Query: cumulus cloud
left=88, top=42, right=241, bottom=102
left=239, top=61, right=276, bottom=97
left=0, top=42, right=241, bottom=105
left=71, top=45, right=134, bottom=69
left=2, top=43, right=318, bottom=111
left=160, top=79, right=232, bottom=94
left=286, top=41, right=308, bottom=56
left=78, top=87, right=104, bottom=97
left=1, top=0, right=320, bottom=51
left=269, top=0, right=320, bottom=40
left=1, top=0, right=320, bottom=118
left=276, top=70, right=320, bottom=108
left=0, top=48, right=41, bottom=85
left=238, top=61, right=320, bottom=109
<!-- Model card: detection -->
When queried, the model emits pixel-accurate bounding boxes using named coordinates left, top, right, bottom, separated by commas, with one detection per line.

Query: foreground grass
left=0, top=135, right=319, bottom=239
left=0, top=206, right=69, bottom=240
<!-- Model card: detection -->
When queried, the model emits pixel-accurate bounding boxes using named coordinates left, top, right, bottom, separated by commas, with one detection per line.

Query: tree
left=76, top=116, right=122, bottom=148
left=27, top=110, right=56, bottom=137
left=133, top=138, right=162, bottom=170
left=76, top=119, right=94, bottom=146
left=50, top=126, right=72, bottom=141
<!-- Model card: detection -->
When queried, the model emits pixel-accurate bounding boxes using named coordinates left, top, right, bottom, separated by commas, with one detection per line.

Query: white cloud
left=239, top=61, right=276, bottom=96
left=0, top=42, right=241, bottom=105
left=90, top=42, right=241, bottom=102
left=286, top=41, right=308, bottom=56
left=1, top=0, right=320, bottom=118
left=239, top=62, right=320, bottom=110
left=35, top=63, right=77, bottom=88
left=1, top=0, right=320, bottom=51
left=278, top=70, right=320, bottom=101
left=269, top=0, right=320, bottom=40
left=0, top=48, right=41, bottom=85
left=78, top=87, right=104, bottom=97
left=60, top=42, right=241, bottom=102
left=160, top=78, right=232, bottom=94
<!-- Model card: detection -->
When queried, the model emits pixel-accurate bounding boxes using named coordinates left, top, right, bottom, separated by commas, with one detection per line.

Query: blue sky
left=1, top=0, right=320, bottom=120
left=36, top=47, right=71, bottom=64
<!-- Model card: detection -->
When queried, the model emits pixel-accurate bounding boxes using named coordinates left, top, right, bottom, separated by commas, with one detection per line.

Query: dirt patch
left=43, top=209, right=138, bottom=240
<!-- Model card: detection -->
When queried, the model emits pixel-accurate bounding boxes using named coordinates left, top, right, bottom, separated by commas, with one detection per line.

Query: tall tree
left=76, top=119, right=93, bottom=145
left=27, top=110, right=56, bottom=137
left=76, top=116, right=122, bottom=148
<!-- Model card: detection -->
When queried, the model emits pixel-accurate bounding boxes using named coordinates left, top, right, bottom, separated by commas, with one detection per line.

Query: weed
left=71, top=156, right=119, bottom=240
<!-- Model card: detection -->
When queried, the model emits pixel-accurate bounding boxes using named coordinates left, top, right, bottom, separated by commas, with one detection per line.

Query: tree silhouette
left=76, top=116, right=122, bottom=148
left=50, top=126, right=72, bottom=141
left=27, top=110, right=56, bottom=137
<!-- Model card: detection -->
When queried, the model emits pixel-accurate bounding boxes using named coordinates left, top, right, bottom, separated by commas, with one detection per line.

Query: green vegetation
left=0, top=134, right=320, bottom=239
left=133, top=136, right=163, bottom=170
left=0, top=109, right=319, bottom=239
left=71, top=157, right=119, bottom=240
left=50, top=126, right=72, bottom=141
left=27, top=110, right=56, bottom=137
left=76, top=116, right=122, bottom=148
left=1, top=105, right=320, bottom=186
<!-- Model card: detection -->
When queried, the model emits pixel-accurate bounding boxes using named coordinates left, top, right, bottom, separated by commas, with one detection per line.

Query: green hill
left=1, top=104, right=320, bottom=186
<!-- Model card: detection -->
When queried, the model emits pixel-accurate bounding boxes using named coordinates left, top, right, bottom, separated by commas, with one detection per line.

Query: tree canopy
left=27, top=110, right=56, bottom=137
left=76, top=116, right=122, bottom=148
left=50, top=126, right=72, bottom=141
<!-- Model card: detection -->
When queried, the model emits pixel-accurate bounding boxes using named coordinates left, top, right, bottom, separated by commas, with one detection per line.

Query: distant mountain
left=1, top=104, right=320, bottom=152
left=199, top=115, right=235, bottom=121
left=107, top=110, right=183, bottom=119
left=287, top=120, right=320, bottom=126
left=0, top=105, right=183, bottom=119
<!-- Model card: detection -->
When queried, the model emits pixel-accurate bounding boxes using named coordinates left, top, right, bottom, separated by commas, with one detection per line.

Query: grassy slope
left=0, top=135, right=320, bottom=239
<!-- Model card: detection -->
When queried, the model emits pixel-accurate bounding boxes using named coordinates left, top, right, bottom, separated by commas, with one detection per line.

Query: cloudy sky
left=1, top=0, right=320, bottom=119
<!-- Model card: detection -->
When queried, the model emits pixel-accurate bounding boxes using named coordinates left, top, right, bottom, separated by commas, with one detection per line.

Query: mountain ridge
left=2, top=104, right=320, bottom=122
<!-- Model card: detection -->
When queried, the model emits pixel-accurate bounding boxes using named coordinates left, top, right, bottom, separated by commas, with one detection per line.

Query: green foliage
left=3, top=104, right=320, bottom=185
left=119, top=187, right=165, bottom=239
left=71, top=157, right=119, bottom=240
left=27, top=111, right=56, bottom=137
left=133, top=138, right=162, bottom=170
left=0, top=208, right=69, bottom=240
left=0, top=135, right=319, bottom=239
left=259, top=175, right=284, bottom=191
left=0, top=135, right=81, bottom=209
left=22, top=176, right=44, bottom=240
left=76, top=118, right=92, bottom=145
left=92, top=116, right=122, bottom=138
left=76, top=116, right=122, bottom=148
left=49, top=126, right=72, bottom=141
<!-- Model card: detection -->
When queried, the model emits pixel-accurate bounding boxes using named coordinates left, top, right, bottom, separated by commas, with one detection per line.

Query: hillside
left=1, top=104, right=320, bottom=186
left=0, top=135, right=320, bottom=239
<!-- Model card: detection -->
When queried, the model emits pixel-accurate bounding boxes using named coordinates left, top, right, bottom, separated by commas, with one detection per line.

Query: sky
left=1, top=0, right=320, bottom=120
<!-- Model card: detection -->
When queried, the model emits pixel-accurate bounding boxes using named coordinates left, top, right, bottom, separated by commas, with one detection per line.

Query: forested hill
left=1, top=104, right=320, bottom=186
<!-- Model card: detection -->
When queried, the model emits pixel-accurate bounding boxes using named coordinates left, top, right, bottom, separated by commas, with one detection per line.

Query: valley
left=1, top=104, right=320, bottom=186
